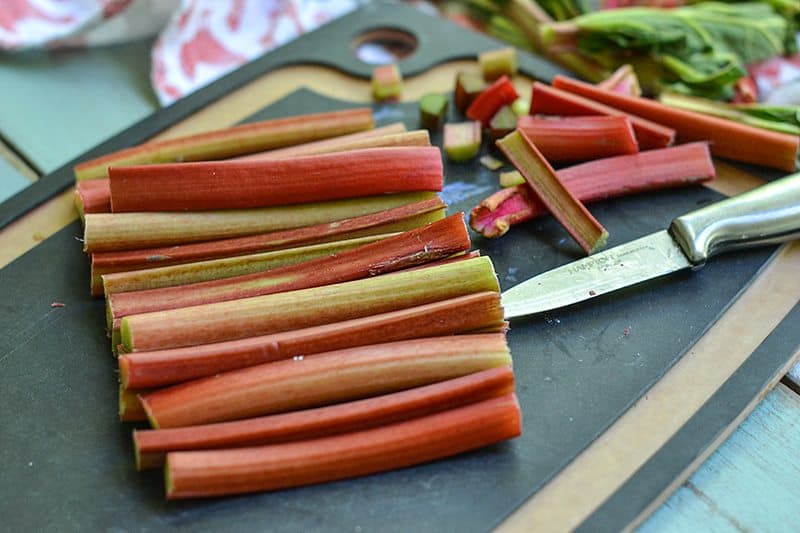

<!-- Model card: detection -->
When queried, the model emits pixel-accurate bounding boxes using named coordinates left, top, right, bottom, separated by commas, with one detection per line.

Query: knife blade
left=502, top=171, right=800, bottom=319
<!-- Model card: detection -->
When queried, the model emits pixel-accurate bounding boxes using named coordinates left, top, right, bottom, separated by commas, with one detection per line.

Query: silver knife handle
left=669, top=171, right=800, bottom=265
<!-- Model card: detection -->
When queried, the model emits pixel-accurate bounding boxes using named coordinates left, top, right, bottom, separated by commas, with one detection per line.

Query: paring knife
left=501, top=172, right=800, bottom=319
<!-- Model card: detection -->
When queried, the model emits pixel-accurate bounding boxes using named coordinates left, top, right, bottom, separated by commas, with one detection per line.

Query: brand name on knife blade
left=564, top=244, right=654, bottom=275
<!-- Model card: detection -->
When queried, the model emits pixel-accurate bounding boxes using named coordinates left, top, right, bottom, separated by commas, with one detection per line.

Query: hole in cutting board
left=352, top=28, right=417, bottom=64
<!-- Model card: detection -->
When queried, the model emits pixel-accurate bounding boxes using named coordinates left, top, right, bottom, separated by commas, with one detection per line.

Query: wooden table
left=1, top=37, right=799, bottom=531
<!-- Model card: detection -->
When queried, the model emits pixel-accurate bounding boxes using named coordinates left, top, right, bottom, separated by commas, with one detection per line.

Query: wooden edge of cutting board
left=1, top=63, right=798, bottom=532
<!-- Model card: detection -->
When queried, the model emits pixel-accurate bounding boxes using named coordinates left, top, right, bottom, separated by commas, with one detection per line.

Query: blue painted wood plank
left=788, top=363, right=800, bottom=388
left=0, top=157, right=33, bottom=203
left=0, top=38, right=159, bottom=174
left=639, top=383, right=800, bottom=532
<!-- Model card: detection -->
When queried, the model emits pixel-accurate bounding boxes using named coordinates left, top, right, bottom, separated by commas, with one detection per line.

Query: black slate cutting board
left=0, top=87, right=776, bottom=531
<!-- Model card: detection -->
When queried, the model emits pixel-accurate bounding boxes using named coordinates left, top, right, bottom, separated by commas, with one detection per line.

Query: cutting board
left=0, top=3, right=798, bottom=531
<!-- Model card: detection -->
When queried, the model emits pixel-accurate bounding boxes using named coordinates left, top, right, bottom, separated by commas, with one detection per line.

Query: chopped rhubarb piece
left=120, top=255, right=500, bottom=352
left=164, top=393, right=521, bottom=498
left=119, top=385, right=150, bottom=422
left=454, top=71, right=488, bottom=113
left=108, top=146, right=443, bottom=212
left=444, top=121, right=482, bottom=162
left=419, top=93, right=449, bottom=131
left=134, top=366, right=514, bottom=469
left=106, top=215, right=471, bottom=320
left=119, top=292, right=505, bottom=389
left=497, top=129, right=608, bottom=254
left=140, top=333, right=512, bottom=428
left=74, top=179, right=111, bottom=217
left=552, top=75, right=800, bottom=171
left=516, top=115, right=638, bottom=163
left=530, top=82, right=675, bottom=150
left=371, top=64, right=403, bottom=101
left=480, top=155, right=504, bottom=171
left=83, top=191, right=436, bottom=252
left=471, top=142, right=715, bottom=238
left=499, top=171, right=525, bottom=188
left=479, top=47, right=518, bottom=81
left=511, top=98, right=531, bottom=116
left=488, top=106, right=518, bottom=141
left=466, top=75, right=519, bottom=126
left=73, top=108, right=374, bottom=181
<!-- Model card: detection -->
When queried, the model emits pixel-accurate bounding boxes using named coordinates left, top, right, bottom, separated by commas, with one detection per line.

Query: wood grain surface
left=1, top=60, right=799, bottom=531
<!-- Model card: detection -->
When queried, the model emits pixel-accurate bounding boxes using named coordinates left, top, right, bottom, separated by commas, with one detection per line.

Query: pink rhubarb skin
left=471, top=142, right=716, bottom=238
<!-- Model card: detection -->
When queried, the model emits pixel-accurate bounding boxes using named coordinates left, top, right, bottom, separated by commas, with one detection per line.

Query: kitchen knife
left=501, top=172, right=800, bottom=319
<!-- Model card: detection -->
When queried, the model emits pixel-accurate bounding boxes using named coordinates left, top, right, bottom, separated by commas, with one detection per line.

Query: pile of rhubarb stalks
left=456, top=57, right=799, bottom=252
left=73, top=108, right=521, bottom=499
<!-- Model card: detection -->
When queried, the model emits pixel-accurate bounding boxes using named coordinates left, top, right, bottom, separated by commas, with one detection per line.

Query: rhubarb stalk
left=164, top=393, right=521, bottom=498
left=83, top=192, right=436, bottom=252
left=530, top=81, right=675, bottom=149
left=74, top=108, right=374, bottom=181
left=106, top=215, right=471, bottom=321
left=497, top=129, right=608, bottom=253
left=90, top=196, right=445, bottom=294
left=108, top=147, right=443, bottom=212
left=471, top=142, right=715, bottom=237
left=140, top=333, right=511, bottom=428
left=119, top=292, right=505, bottom=388
left=120, top=256, right=500, bottom=352
left=552, top=75, right=800, bottom=171
left=516, top=115, right=638, bottom=163
left=466, top=75, right=519, bottom=126
left=134, top=366, right=514, bottom=469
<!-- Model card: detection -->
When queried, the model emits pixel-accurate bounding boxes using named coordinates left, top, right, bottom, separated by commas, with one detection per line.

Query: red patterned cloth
left=0, top=0, right=358, bottom=103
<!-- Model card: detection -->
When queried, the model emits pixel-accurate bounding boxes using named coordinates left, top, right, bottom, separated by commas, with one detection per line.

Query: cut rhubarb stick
left=90, top=197, right=445, bottom=295
left=552, top=75, right=800, bottom=171
left=120, top=255, right=500, bottom=352
left=530, top=82, right=675, bottom=150
left=74, top=179, right=111, bottom=217
left=234, top=122, right=409, bottom=161
left=164, top=393, right=521, bottom=498
left=107, top=215, right=471, bottom=321
left=102, top=234, right=392, bottom=299
left=134, top=366, right=514, bottom=469
left=488, top=106, right=518, bottom=141
left=83, top=191, right=435, bottom=252
left=120, top=385, right=150, bottom=422
left=444, top=121, right=482, bottom=162
left=471, top=142, right=715, bottom=237
left=466, top=75, right=519, bottom=126
left=372, top=64, right=403, bottom=101
left=140, top=333, right=511, bottom=428
left=108, top=146, right=443, bottom=212
left=499, top=171, right=525, bottom=188
left=119, top=292, right=504, bottom=389
left=479, top=47, right=518, bottom=81
left=75, top=128, right=428, bottom=218
left=497, top=129, right=608, bottom=254
left=516, top=115, right=638, bottom=163
left=419, top=93, right=449, bottom=131
left=454, top=71, right=488, bottom=113
left=74, top=108, right=375, bottom=181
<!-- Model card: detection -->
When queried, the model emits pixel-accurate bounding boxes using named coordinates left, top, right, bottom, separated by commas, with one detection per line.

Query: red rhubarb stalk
left=140, top=333, right=511, bottom=428
left=497, top=129, right=608, bottom=253
left=133, top=366, right=514, bottom=469
left=108, top=147, right=443, bottom=212
left=471, top=142, right=715, bottom=237
left=119, top=292, right=504, bottom=388
left=74, top=108, right=375, bottom=181
left=120, top=386, right=150, bottom=422
left=90, top=197, right=445, bottom=295
left=78, top=128, right=429, bottom=216
left=466, top=75, right=519, bottom=126
left=552, top=75, right=800, bottom=171
left=516, top=115, right=638, bottom=163
left=120, top=255, right=500, bottom=352
left=530, top=81, right=675, bottom=150
left=164, top=393, right=521, bottom=498
left=107, top=214, right=471, bottom=320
